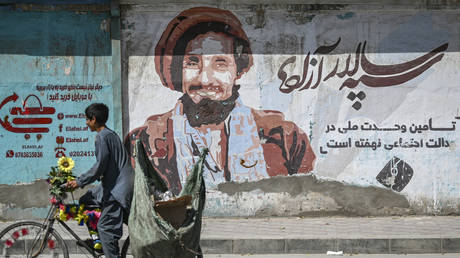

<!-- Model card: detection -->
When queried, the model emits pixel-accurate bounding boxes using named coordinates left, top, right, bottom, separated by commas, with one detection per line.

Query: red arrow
left=0, top=93, right=19, bottom=111
left=13, top=118, right=53, bottom=124
left=0, top=116, right=49, bottom=133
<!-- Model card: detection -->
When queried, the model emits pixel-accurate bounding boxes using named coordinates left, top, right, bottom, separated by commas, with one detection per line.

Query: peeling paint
left=0, top=179, right=94, bottom=220
left=285, top=4, right=348, bottom=24
left=337, top=12, right=355, bottom=20
left=212, top=175, right=411, bottom=217
left=246, top=6, right=266, bottom=29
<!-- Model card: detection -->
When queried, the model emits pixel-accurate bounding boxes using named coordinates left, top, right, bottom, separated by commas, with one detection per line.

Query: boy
left=67, top=103, right=134, bottom=258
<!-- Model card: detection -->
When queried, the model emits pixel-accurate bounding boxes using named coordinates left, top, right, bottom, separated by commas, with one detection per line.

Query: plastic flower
left=58, top=157, right=74, bottom=173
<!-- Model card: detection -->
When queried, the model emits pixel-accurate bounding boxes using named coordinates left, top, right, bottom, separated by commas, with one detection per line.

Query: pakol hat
left=154, top=7, right=253, bottom=92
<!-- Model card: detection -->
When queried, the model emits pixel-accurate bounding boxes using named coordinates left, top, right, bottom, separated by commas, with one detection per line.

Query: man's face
left=86, top=116, right=97, bottom=132
left=182, top=32, right=238, bottom=104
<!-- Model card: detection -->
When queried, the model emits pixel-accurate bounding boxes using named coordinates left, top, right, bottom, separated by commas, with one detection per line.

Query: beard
left=180, top=85, right=240, bottom=127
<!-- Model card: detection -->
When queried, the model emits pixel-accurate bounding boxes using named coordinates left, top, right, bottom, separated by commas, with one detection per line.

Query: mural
left=123, top=5, right=460, bottom=215
left=126, top=7, right=316, bottom=194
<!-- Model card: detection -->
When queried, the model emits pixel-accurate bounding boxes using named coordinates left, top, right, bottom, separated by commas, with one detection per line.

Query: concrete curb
left=5, top=237, right=460, bottom=255
left=200, top=238, right=460, bottom=254
left=3, top=216, right=460, bottom=255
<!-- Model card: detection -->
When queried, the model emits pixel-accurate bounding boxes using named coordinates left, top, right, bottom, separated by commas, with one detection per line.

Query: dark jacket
left=77, top=128, right=134, bottom=209
left=125, top=106, right=316, bottom=195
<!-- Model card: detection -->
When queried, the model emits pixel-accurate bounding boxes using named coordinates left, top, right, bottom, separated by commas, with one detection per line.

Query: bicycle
left=0, top=186, right=130, bottom=258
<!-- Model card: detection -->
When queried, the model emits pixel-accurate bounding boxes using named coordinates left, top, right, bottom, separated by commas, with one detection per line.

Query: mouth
left=188, top=85, right=223, bottom=98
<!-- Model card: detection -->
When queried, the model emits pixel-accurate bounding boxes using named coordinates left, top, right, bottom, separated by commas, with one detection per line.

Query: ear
left=89, top=116, right=97, bottom=124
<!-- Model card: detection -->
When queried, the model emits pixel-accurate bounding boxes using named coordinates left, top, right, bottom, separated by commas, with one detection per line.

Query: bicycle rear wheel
left=0, top=221, right=69, bottom=258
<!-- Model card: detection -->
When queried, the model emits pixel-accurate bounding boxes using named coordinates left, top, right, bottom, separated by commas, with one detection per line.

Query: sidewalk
left=2, top=216, right=460, bottom=255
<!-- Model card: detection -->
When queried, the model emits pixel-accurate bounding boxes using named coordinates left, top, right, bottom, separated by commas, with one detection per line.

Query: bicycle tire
left=120, top=235, right=130, bottom=258
left=0, top=221, right=69, bottom=258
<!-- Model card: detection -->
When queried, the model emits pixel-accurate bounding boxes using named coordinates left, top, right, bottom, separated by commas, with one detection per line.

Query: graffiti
left=278, top=39, right=448, bottom=93
left=319, top=116, right=458, bottom=154
left=376, top=157, right=413, bottom=192
left=347, top=91, right=366, bottom=110
left=127, top=7, right=316, bottom=194
left=0, top=93, right=55, bottom=135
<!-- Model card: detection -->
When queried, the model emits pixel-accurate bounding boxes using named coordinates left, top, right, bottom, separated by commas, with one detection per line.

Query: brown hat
left=154, top=7, right=253, bottom=92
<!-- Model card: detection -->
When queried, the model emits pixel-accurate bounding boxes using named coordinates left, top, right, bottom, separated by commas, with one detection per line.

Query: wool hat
left=154, top=7, right=253, bottom=91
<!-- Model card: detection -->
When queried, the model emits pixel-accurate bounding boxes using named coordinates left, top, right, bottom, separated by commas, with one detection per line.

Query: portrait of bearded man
left=125, top=6, right=316, bottom=195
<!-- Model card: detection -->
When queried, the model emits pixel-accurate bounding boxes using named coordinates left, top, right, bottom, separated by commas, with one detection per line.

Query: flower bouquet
left=47, top=156, right=76, bottom=199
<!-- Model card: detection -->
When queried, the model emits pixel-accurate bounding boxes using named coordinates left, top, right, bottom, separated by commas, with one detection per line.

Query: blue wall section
left=0, top=11, right=111, bottom=56
left=0, top=9, right=114, bottom=184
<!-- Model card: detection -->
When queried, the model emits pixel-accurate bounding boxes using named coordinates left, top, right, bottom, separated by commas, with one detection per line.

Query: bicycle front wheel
left=0, top=221, right=69, bottom=258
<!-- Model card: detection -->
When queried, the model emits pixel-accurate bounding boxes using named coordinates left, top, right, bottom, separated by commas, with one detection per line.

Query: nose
left=198, top=65, right=217, bottom=86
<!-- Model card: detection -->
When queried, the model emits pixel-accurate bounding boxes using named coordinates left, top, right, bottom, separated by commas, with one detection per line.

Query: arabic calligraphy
left=325, top=118, right=457, bottom=134
left=36, top=84, right=103, bottom=91
left=319, top=116, right=458, bottom=154
left=278, top=39, right=448, bottom=93
left=47, top=92, right=93, bottom=102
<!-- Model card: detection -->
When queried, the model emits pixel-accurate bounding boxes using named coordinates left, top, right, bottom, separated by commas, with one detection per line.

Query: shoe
left=77, top=238, right=104, bottom=254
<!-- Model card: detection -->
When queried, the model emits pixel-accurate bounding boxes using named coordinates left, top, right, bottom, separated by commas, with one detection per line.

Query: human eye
left=183, top=56, right=200, bottom=68
left=214, top=58, right=229, bottom=70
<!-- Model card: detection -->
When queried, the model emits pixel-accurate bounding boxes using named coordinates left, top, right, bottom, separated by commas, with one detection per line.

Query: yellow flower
left=58, top=157, right=74, bottom=173
left=59, top=209, right=68, bottom=221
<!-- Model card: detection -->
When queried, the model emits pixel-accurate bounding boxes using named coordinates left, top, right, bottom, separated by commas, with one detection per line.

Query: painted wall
left=122, top=2, right=460, bottom=216
left=1, top=1, right=458, bottom=220
left=0, top=3, right=119, bottom=219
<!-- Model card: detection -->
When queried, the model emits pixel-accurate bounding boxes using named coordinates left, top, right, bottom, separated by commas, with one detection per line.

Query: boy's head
left=85, top=103, right=109, bottom=131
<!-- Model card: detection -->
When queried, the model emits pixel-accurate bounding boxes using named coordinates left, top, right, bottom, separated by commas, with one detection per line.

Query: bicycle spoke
left=0, top=221, right=68, bottom=258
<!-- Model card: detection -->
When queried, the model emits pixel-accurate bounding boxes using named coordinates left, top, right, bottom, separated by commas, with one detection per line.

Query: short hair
left=85, top=103, right=109, bottom=125
left=170, top=22, right=251, bottom=92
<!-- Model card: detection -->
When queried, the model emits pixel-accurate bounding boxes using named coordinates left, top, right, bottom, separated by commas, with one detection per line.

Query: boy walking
left=67, top=103, right=134, bottom=258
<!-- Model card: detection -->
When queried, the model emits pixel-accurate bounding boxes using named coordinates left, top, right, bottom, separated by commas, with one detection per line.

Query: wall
left=0, top=0, right=458, bottom=220
left=121, top=1, right=460, bottom=216
left=0, top=1, right=121, bottom=219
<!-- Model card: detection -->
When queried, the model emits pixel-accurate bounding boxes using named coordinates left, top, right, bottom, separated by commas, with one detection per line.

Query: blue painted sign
left=0, top=84, right=113, bottom=184
left=0, top=10, right=113, bottom=184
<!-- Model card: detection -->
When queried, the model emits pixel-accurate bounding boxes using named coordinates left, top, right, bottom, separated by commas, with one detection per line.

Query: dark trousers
left=80, top=189, right=128, bottom=258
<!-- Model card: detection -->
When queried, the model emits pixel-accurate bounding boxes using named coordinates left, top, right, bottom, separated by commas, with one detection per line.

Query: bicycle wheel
left=0, top=221, right=69, bottom=258
left=120, top=235, right=130, bottom=258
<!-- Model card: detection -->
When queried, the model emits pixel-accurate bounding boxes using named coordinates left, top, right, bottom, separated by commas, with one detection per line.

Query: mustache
left=180, top=85, right=240, bottom=127
left=189, top=85, right=202, bottom=91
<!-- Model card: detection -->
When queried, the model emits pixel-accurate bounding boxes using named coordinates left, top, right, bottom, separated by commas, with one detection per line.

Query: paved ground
left=1, top=216, right=460, bottom=255
left=5, top=254, right=460, bottom=258
left=206, top=255, right=460, bottom=258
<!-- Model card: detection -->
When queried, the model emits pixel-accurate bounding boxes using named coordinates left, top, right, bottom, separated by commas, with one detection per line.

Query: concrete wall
left=0, top=0, right=459, bottom=220
left=121, top=1, right=460, bottom=216
left=0, top=1, right=122, bottom=219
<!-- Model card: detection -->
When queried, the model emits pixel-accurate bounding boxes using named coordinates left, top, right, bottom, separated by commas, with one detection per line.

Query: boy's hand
left=66, top=180, right=79, bottom=189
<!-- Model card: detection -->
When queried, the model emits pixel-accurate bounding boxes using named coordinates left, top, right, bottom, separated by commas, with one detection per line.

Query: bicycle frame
left=33, top=201, right=101, bottom=258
